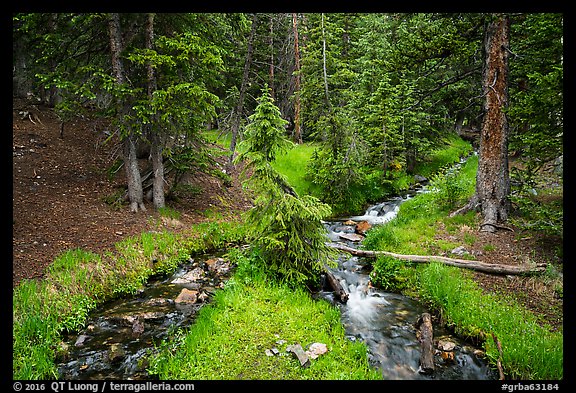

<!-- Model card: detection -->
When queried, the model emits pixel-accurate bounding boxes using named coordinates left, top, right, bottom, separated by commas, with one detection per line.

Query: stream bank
left=318, top=174, right=497, bottom=380
left=56, top=253, right=233, bottom=380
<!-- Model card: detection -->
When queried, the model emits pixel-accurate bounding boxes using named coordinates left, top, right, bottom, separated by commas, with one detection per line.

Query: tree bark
left=321, top=13, right=330, bottom=106
left=326, top=242, right=547, bottom=275
left=145, top=12, right=165, bottom=210
left=229, top=13, right=258, bottom=168
left=476, top=15, right=511, bottom=233
left=268, top=15, right=275, bottom=100
left=108, top=13, right=145, bottom=213
left=123, top=135, right=145, bottom=213
left=416, top=313, right=435, bottom=375
left=292, top=13, right=303, bottom=144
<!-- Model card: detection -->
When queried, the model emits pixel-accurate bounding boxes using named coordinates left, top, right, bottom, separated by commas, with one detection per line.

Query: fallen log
left=416, top=313, right=435, bottom=375
left=323, top=266, right=349, bottom=303
left=326, top=242, right=547, bottom=275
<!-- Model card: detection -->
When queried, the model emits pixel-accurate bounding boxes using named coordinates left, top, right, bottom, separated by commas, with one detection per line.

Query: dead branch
left=416, top=313, right=435, bottom=374
left=492, top=333, right=506, bottom=380
left=326, top=242, right=547, bottom=275
left=323, top=265, right=348, bottom=303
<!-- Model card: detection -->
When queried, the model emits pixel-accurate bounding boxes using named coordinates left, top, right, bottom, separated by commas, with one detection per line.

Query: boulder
left=175, top=288, right=199, bottom=304
left=305, top=342, right=328, bottom=359
left=355, top=221, right=372, bottom=235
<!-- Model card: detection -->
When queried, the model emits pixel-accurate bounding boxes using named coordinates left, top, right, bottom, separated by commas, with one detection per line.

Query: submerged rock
left=172, top=267, right=205, bottom=284
left=174, top=288, right=198, bottom=304
left=108, top=343, right=126, bottom=363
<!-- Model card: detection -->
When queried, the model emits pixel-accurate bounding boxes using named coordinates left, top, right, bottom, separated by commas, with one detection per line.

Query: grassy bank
left=13, top=212, right=381, bottom=380
left=148, top=248, right=382, bottom=380
left=12, top=218, right=247, bottom=380
left=362, top=153, right=563, bottom=379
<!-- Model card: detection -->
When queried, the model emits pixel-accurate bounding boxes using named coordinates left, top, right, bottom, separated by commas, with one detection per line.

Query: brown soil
left=12, top=99, right=563, bottom=333
left=12, top=98, right=251, bottom=288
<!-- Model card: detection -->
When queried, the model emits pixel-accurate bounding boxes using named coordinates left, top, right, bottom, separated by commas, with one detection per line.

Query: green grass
left=203, top=129, right=232, bottom=148
left=12, top=219, right=247, bottom=380
left=362, top=150, right=563, bottom=380
left=413, top=134, right=474, bottom=178
left=148, top=249, right=383, bottom=380
left=271, top=143, right=322, bottom=197
left=420, top=263, right=563, bottom=380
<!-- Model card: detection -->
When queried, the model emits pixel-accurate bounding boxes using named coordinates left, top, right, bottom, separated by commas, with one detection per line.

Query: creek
left=57, top=155, right=495, bottom=380
left=56, top=253, right=232, bottom=380
left=318, top=175, right=496, bottom=380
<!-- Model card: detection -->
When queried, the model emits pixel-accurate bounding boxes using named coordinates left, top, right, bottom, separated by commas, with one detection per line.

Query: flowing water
left=56, top=253, right=232, bottom=380
left=319, top=181, right=497, bottom=380
left=56, top=155, right=495, bottom=380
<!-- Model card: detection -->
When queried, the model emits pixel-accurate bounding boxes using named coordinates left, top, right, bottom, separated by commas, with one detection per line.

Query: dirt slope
left=12, top=98, right=250, bottom=288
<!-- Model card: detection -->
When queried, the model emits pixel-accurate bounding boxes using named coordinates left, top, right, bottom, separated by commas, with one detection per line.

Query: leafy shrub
left=428, top=171, right=469, bottom=211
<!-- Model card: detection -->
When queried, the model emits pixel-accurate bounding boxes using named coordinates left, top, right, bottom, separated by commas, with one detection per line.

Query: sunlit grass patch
left=272, top=143, right=322, bottom=197
left=148, top=250, right=383, bottom=380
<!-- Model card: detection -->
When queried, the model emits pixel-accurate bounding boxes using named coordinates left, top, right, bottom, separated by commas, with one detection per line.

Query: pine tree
left=235, top=84, right=334, bottom=285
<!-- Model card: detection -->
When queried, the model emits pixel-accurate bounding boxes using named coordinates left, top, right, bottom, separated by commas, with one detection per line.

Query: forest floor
left=12, top=99, right=563, bottom=333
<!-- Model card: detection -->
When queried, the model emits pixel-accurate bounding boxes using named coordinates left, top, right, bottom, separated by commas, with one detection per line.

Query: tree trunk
left=123, top=134, right=146, bottom=213
left=42, top=13, right=62, bottom=107
left=229, top=13, right=258, bottom=168
left=476, top=15, right=511, bottom=233
left=326, top=242, right=547, bottom=275
left=269, top=15, right=275, bottom=100
left=108, top=13, right=145, bottom=213
left=321, top=13, right=330, bottom=106
left=323, top=266, right=349, bottom=303
left=382, top=121, right=388, bottom=174
left=416, top=313, right=435, bottom=375
left=292, top=13, right=303, bottom=144
left=12, top=24, right=34, bottom=99
left=150, top=133, right=165, bottom=209
left=145, top=13, right=165, bottom=210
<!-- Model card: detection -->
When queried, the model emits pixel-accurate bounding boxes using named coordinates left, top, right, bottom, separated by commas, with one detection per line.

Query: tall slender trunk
left=476, top=14, right=511, bottom=233
left=321, top=13, right=330, bottom=106
left=292, top=13, right=303, bottom=144
left=382, top=121, right=388, bottom=174
left=108, top=13, right=145, bottom=213
left=229, top=13, right=258, bottom=167
left=145, top=13, right=165, bottom=210
left=269, top=15, right=275, bottom=100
